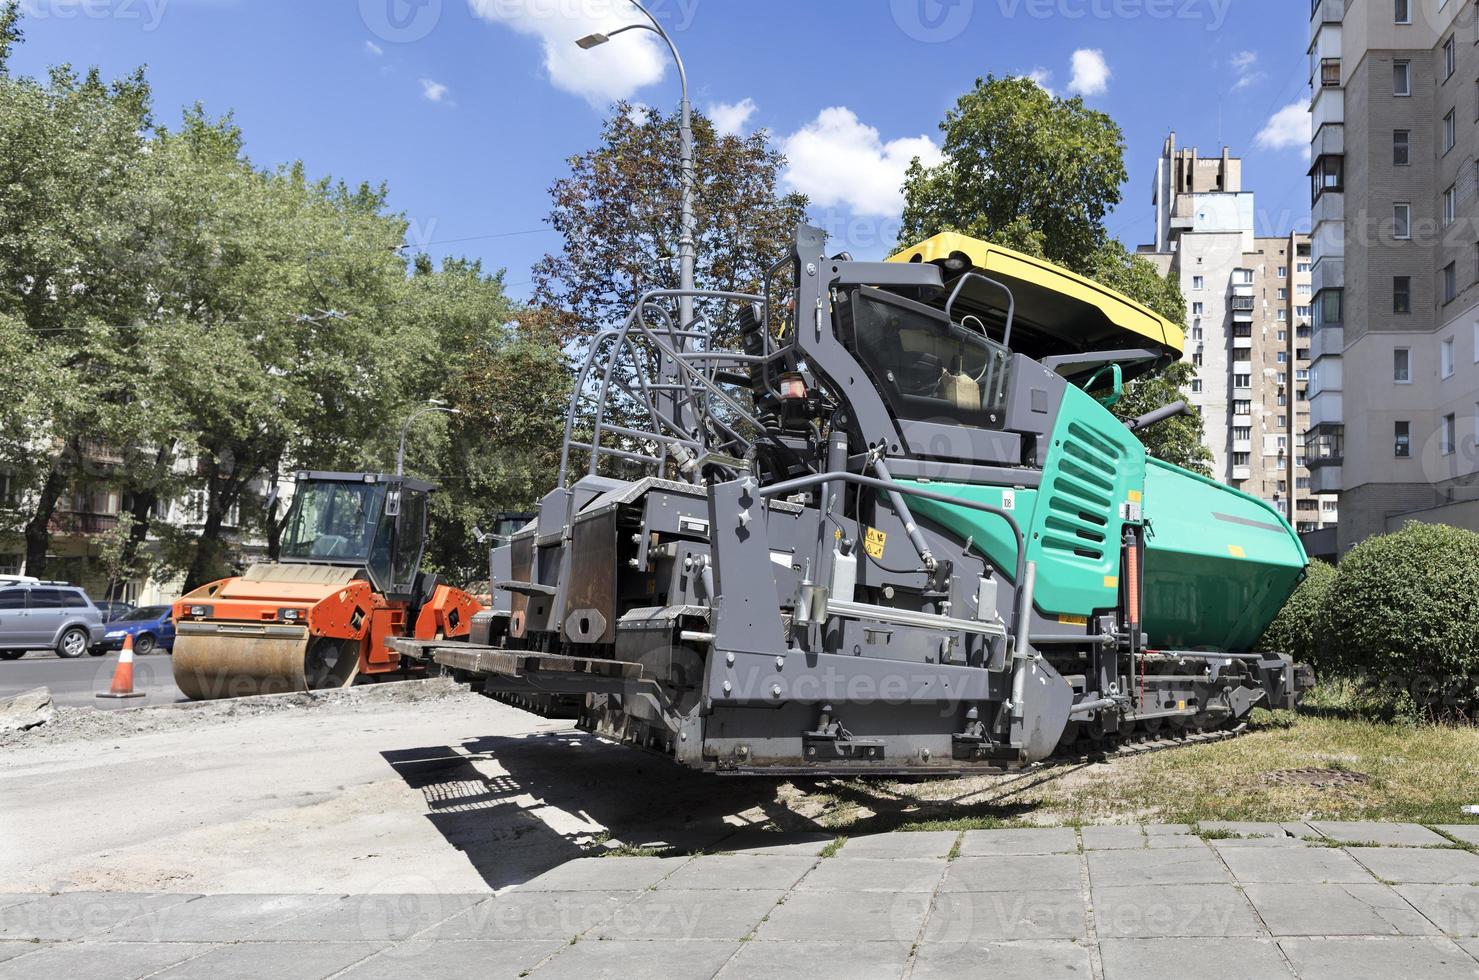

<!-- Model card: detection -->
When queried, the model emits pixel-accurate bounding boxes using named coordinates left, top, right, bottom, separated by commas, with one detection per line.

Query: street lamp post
left=576, top=2, right=695, bottom=333
left=396, top=400, right=459, bottom=477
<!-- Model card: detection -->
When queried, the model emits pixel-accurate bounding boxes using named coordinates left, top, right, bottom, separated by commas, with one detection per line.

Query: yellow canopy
left=888, top=232, right=1185, bottom=360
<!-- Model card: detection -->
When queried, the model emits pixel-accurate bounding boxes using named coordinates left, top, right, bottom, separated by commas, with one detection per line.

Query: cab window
left=846, top=287, right=1013, bottom=429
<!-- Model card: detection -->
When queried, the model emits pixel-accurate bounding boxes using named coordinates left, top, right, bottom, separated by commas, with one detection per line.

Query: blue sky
left=11, top=0, right=1312, bottom=299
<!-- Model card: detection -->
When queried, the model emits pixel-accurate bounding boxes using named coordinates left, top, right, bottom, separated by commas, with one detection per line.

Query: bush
left=1321, top=522, right=1479, bottom=715
left=1258, top=558, right=1336, bottom=665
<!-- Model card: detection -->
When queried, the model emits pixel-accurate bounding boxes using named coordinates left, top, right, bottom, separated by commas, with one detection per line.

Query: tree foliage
left=898, top=75, right=1208, bottom=471
left=0, top=16, right=565, bottom=590
left=533, top=102, right=808, bottom=337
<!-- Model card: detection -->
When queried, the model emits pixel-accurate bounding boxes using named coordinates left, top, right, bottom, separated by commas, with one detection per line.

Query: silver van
left=0, top=581, right=106, bottom=660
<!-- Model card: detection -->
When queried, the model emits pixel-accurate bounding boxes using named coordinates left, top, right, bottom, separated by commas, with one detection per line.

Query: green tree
left=899, top=75, right=1208, bottom=471
left=533, top=102, right=808, bottom=337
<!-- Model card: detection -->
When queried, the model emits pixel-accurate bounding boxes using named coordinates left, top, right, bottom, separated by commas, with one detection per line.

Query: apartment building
left=1309, top=0, right=1479, bottom=553
left=1142, top=135, right=1338, bottom=532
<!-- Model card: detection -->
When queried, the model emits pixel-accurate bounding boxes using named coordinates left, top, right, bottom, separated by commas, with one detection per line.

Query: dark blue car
left=96, top=605, right=176, bottom=656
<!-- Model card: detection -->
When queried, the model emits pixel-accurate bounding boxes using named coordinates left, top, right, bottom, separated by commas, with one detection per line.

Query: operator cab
left=278, top=471, right=434, bottom=599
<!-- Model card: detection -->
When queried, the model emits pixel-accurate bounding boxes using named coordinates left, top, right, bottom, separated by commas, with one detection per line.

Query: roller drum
left=172, top=624, right=359, bottom=701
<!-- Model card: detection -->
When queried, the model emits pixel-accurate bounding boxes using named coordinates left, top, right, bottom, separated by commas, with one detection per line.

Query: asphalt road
left=0, top=649, right=185, bottom=708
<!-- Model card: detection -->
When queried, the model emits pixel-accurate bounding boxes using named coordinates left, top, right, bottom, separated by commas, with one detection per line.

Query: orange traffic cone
left=97, top=633, right=146, bottom=700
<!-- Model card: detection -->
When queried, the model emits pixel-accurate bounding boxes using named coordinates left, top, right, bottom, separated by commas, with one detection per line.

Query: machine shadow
left=380, top=725, right=1047, bottom=891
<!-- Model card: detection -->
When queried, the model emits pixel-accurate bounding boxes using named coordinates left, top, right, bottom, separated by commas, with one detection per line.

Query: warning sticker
left=1001, top=489, right=1016, bottom=511
left=1227, top=544, right=1247, bottom=558
left=1128, top=489, right=1143, bottom=504
left=864, top=527, right=887, bottom=559
left=1057, top=614, right=1089, bottom=627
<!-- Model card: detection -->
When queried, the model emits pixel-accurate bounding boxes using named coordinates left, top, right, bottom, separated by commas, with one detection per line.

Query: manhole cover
left=1265, top=767, right=1370, bottom=788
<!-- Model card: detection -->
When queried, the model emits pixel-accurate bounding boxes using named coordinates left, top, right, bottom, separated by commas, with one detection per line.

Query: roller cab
left=172, top=472, right=480, bottom=700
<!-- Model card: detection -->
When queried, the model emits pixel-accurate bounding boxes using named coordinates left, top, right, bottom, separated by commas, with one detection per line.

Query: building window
left=1278, top=329, right=1288, bottom=341
left=1443, top=413, right=1457, bottom=455
left=1445, top=36, right=1457, bottom=81
left=1298, top=262, right=1311, bottom=273
left=1278, top=266, right=1288, bottom=277
left=1278, top=414, right=1288, bottom=427
left=1192, top=275, right=1205, bottom=290
left=1278, top=310, right=1288, bottom=323
left=1395, top=60, right=1412, bottom=97
left=1190, top=379, right=1202, bottom=393
left=1445, top=261, right=1458, bottom=304
left=1394, top=130, right=1410, bottom=165
left=1192, top=301, right=1204, bottom=316
left=1394, top=203, right=1412, bottom=239
left=1395, top=347, right=1411, bottom=382
left=1278, top=287, right=1289, bottom=300
left=1234, top=268, right=1254, bottom=285
left=1396, top=0, right=1411, bottom=23
left=1277, top=351, right=1288, bottom=363
left=1445, top=109, right=1458, bottom=153
left=1233, top=426, right=1252, bottom=441
left=1232, top=452, right=1251, bottom=467
left=1192, top=351, right=1203, bottom=366
left=1394, top=276, right=1412, bottom=313
left=1297, top=304, right=1313, bottom=318
left=1445, top=184, right=1458, bottom=225
left=1234, top=373, right=1252, bottom=389
left=1443, top=336, right=1456, bottom=377
left=1395, top=420, right=1412, bottom=456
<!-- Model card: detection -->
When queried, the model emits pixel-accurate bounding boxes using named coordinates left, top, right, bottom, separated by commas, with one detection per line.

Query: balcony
left=1311, top=0, right=1343, bottom=24
left=1312, top=190, right=1344, bottom=226
left=1309, top=465, right=1342, bottom=494
left=1233, top=334, right=1254, bottom=349
left=1232, top=466, right=1252, bottom=481
left=1233, top=414, right=1253, bottom=428
left=1304, top=424, right=1344, bottom=467
left=1320, top=58, right=1342, bottom=88
left=50, top=512, right=120, bottom=535
left=1312, top=123, right=1344, bottom=157
left=1311, top=325, right=1344, bottom=360
left=1233, top=440, right=1254, bottom=454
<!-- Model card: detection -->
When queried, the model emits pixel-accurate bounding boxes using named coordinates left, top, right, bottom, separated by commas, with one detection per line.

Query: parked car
left=96, top=605, right=176, bottom=656
left=92, top=599, right=135, bottom=624
left=0, top=581, right=105, bottom=660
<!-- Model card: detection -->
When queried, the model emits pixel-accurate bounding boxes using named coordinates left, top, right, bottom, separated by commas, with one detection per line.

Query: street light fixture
left=396, top=401, right=460, bottom=477
left=573, top=2, right=695, bottom=333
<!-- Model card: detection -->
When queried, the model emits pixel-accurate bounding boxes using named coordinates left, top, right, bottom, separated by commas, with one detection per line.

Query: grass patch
left=818, top=836, right=847, bottom=858
left=787, top=710, right=1479, bottom=831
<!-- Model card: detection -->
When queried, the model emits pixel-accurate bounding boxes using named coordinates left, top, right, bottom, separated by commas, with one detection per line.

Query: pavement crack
left=1077, top=827, right=1104, bottom=980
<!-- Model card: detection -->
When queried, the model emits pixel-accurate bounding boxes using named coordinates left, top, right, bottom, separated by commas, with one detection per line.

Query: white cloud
left=1256, top=102, right=1310, bottom=151
left=1230, top=50, right=1265, bottom=91
left=780, top=107, right=943, bottom=217
left=626, top=103, right=651, bottom=126
left=364, top=40, right=384, bottom=56
left=709, top=98, right=758, bottom=138
left=1067, top=49, right=1111, bottom=96
left=1021, top=69, right=1054, bottom=96
left=420, top=78, right=450, bottom=103
left=466, top=0, right=668, bottom=107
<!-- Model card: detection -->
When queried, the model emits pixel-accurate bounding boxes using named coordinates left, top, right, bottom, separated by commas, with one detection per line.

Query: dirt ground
left=7, top=684, right=1477, bottom=896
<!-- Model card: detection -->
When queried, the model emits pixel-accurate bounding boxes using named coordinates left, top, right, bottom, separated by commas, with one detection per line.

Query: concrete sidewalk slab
left=719, top=939, right=913, bottom=979
left=1091, top=883, right=1263, bottom=938
left=924, top=889, right=1087, bottom=942
left=754, top=889, right=931, bottom=943
left=945, top=854, right=1081, bottom=893
left=1216, top=845, right=1376, bottom=884
left=1396, top=884, right=1479, bottom=937
left=521, top=857, right=679, bottom=893
left=957, top=827, right=1077, bottom=856
left=0, top=892, right=198, bottom=941
left=0, top=944, right=38, bottom=965
left=249, top=894, right=489, bottom=942
left=1199, top=821, right=1312, bottom=840
left=337, top=940, right=566, bottom=979
left=591, top=889, right=782, bottom=941
left=1307, top=822, right=1449, bottom=847
left=1278, top=936, right=1479, bottom=980
left=1082, top=825, right=1148, bottom=850
left=151, top=940, right=386, bottom=979
left=0, top=940, right=211, bottom=980
left=833, top=832, right=956, bottom=860
left=1087, top=847, right=1232, bottom=886
left=795, top=857, right=946, bottom=894
left=1437, top=826, right=1479, bottom=847
left=532, top=939, right=740, bottom=979
left=100, top=894, right=340, bottom=943
left=1100, top=937, right=1293, bottom=980
left=1350, top=847, right=1479, bottom=885
left=1244, top=883, right=1438, bottom=937
left=909, top=939, right=1092, bottom=979
left=656, top=855, right=815, bottom=892
left=717, top=832, right=835, bottom=857
left=425, top=891, right=638, bottom=941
